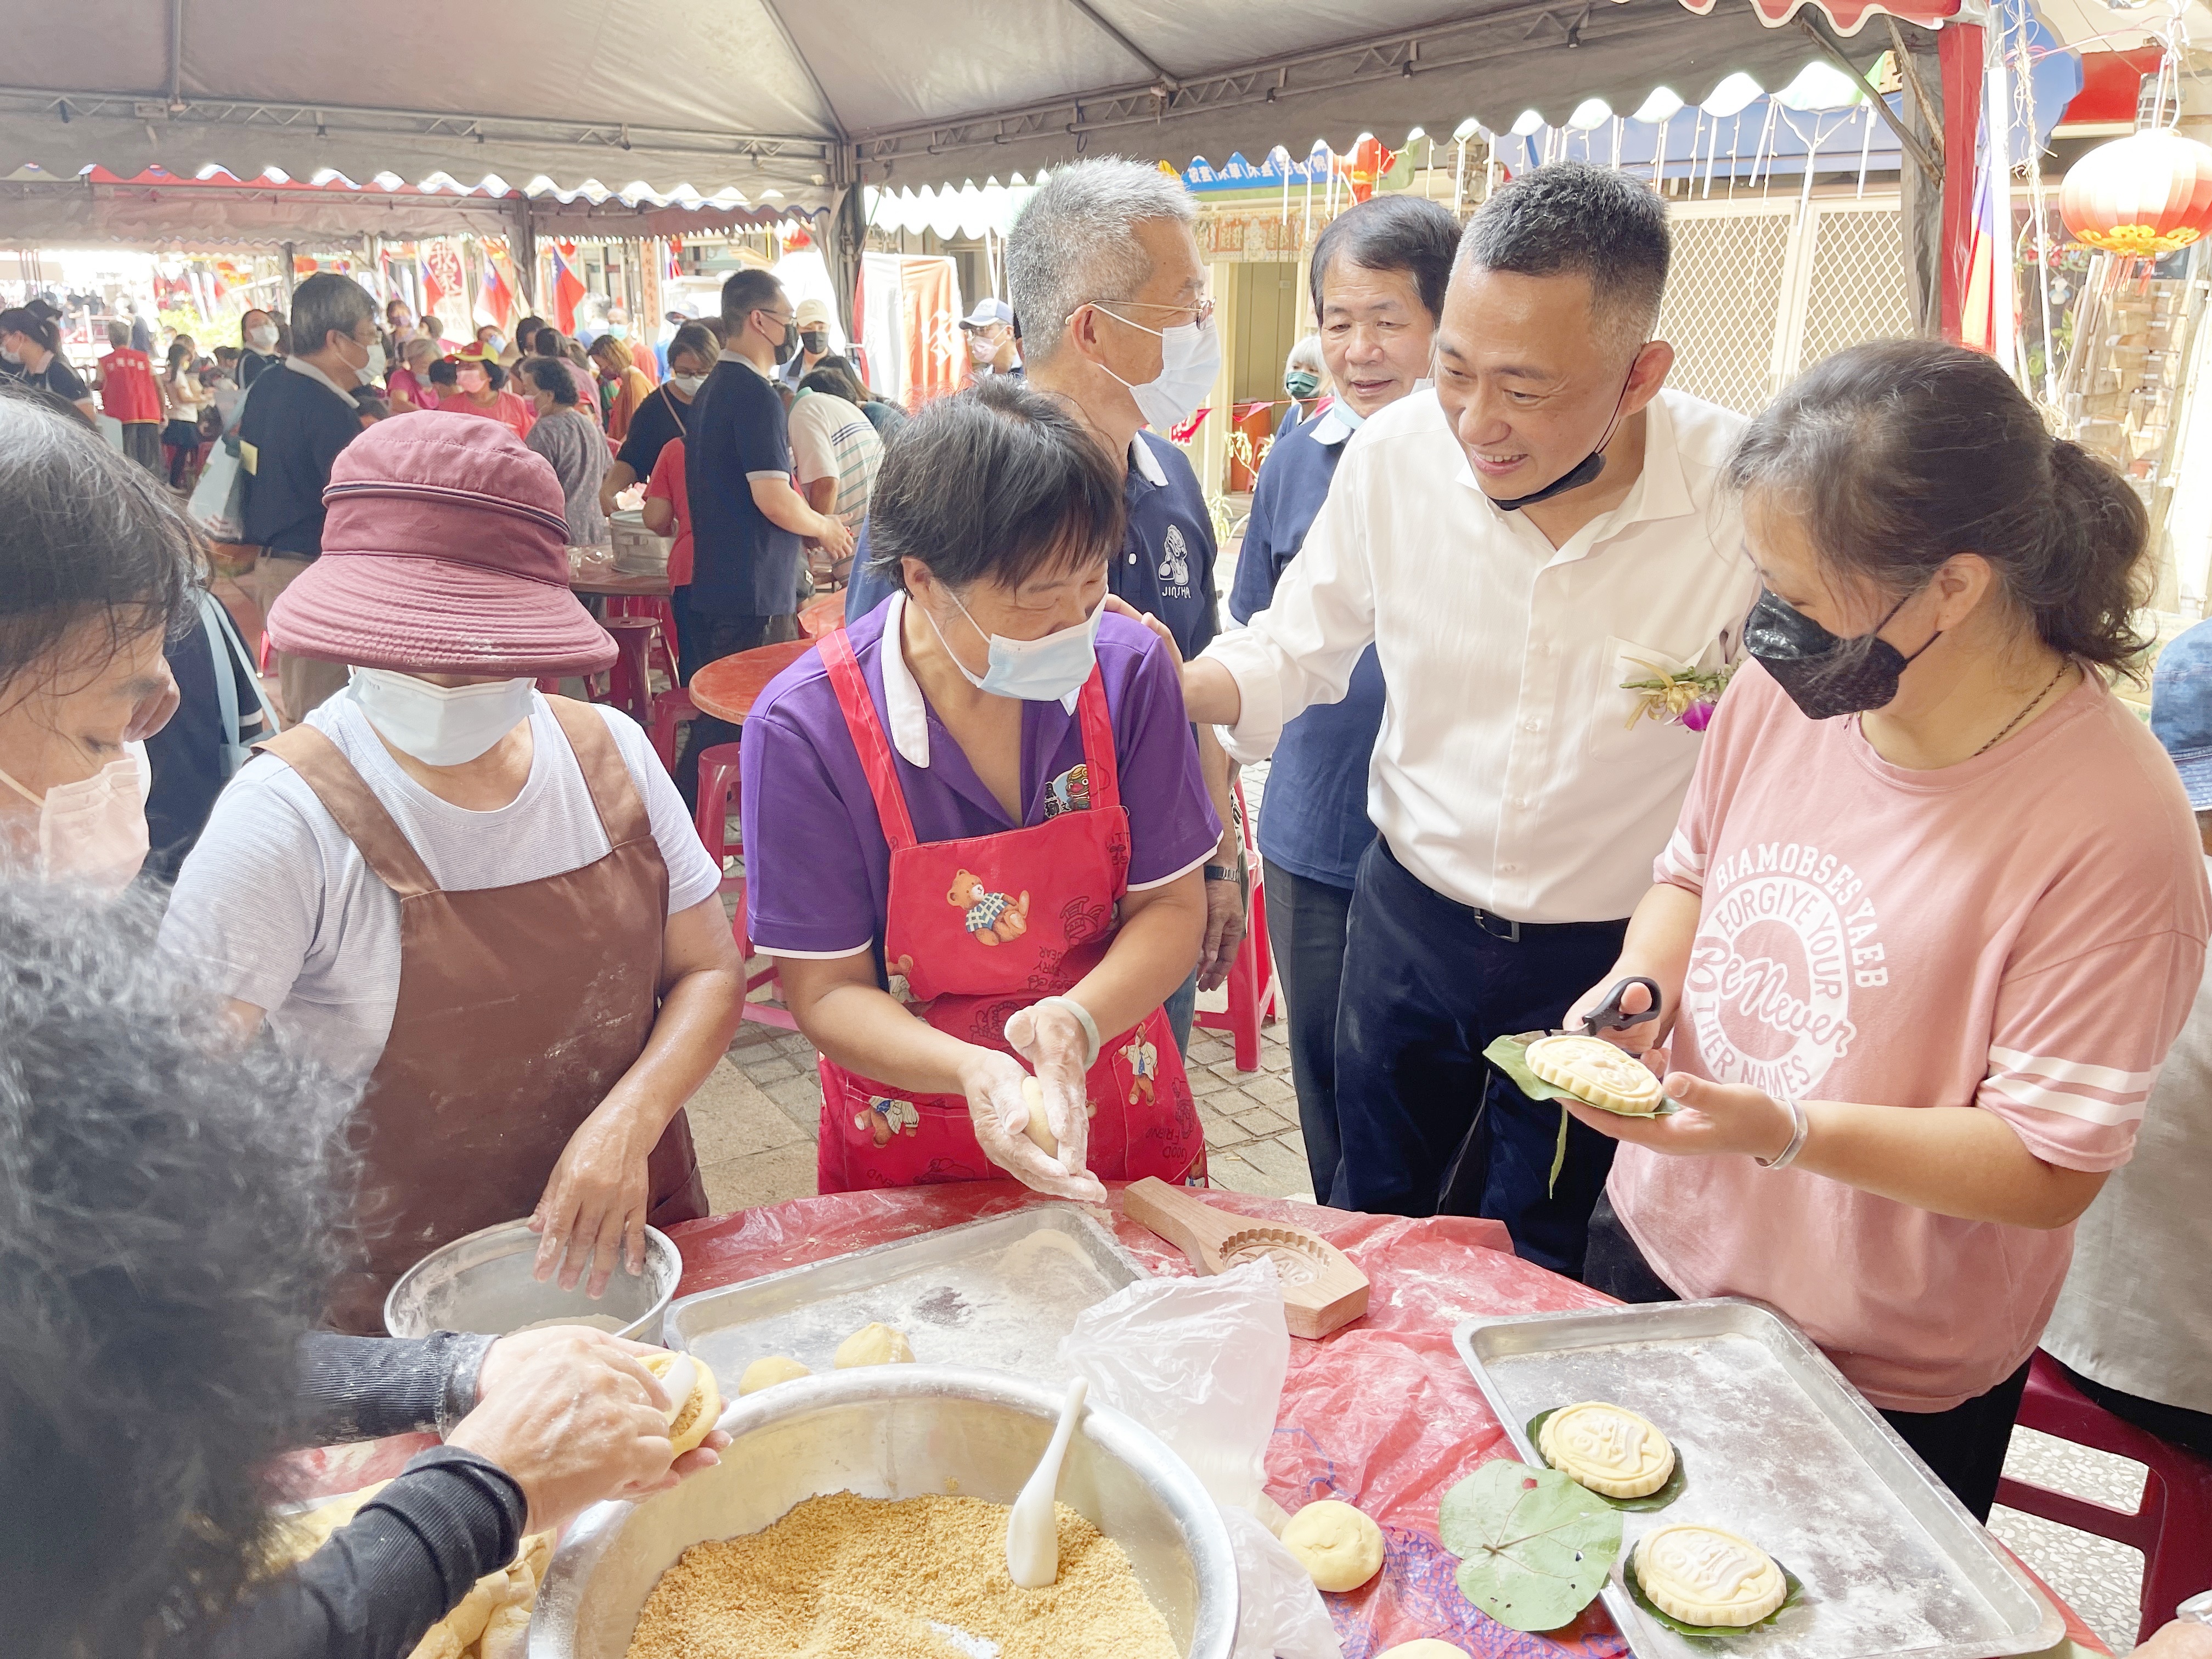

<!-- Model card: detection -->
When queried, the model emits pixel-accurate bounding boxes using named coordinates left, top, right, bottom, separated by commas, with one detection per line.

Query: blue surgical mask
left=922, top=589, right=1102, bottom=708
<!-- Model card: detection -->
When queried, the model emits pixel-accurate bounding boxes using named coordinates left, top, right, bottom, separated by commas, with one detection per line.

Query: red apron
left=813, top=625, right=1203, bottom=1193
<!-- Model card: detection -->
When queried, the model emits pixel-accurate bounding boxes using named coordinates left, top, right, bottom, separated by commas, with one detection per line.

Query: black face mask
left=1745, top=589, right=1941, bottom=720
left=765, top=314, right=799, bottom=365
left=800, top=329, right=827, bottom=355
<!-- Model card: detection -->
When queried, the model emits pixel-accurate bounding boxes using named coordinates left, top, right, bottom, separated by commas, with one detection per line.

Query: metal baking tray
left=1454, top=1299, right=2063, bottom=1659
left=664, top=1205, right=1146, bottom=1387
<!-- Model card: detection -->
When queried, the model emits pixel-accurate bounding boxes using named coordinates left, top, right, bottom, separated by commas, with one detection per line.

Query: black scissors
left=1513, top=976, right=1663, bottom=1046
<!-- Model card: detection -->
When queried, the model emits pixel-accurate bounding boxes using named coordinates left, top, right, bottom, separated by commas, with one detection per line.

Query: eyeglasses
left=1081, top=296, right=1214, bottom=330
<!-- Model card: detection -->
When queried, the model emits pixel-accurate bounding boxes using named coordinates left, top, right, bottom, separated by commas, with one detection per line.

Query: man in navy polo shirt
left=847, top=160, right=1244, bottom=1054
left=1005, top=159, right=1245, bottom=1057
left=680, top=268, right=855, bottom=800
left=1227, top=194, right=1460, bottom=1204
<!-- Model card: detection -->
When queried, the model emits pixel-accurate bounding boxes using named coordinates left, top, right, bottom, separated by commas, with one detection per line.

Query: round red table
left=688, top=640, right=815, bottom=724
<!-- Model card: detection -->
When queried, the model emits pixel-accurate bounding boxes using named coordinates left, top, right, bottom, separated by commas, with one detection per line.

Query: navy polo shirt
left=1114, top=431, right=1218, bottom=661
left=1227, top=404, right=1383, bottom=889
left=843, top=430, right=1220, bottom=648
left=686, top=353, right=803, bottom=620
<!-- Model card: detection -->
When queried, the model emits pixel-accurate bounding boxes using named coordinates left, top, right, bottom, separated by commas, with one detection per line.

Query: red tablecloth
left=283, top=1183, right=2111, bottom=1659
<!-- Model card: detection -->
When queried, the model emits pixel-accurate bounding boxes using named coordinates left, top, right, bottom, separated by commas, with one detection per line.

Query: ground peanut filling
left=624, top=1491, right=1181, bottom=1659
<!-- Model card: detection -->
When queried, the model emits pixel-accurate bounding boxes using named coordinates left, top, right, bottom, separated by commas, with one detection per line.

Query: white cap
left=960, top=297, right=1014, bottom=330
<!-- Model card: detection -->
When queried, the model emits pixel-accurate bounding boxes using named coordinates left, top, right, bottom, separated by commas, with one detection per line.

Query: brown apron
left=259, top=696, right=708, bottom=1333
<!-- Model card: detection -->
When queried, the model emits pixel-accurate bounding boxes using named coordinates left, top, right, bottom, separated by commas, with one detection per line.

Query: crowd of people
left=1, top=150, right=2210, bottom=1659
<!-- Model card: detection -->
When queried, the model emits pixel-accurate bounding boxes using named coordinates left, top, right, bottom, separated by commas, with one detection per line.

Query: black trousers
left=1584, top=1195, right=2034, bottom=1522
left=1262, top=860, right=1356, bottom=1205
left=1333, top=838, right=1629, bottom=1276
left=672, top=608, right=798, bottom=811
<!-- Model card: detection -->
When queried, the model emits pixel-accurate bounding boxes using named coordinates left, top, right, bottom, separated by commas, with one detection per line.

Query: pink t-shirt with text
left=1610, top=661, right=2208, bottom=1411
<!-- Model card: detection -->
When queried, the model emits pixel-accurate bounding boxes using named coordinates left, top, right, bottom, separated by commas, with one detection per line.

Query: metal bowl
left=531, top=1366, right=1238, bottom=1659
left=382, top=1219, right=681, bottom=1344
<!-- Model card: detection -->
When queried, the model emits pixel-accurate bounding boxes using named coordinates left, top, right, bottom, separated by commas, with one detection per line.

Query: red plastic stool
left=607, top=593, right=680, bottom=663
left=1995, top=1350, right=2212, bottom=1644
left=647, top=687, right=696, bottom=775
left=1195, top=778, right=1278, bottom=1071
left=692, top=741, right=797, bottom=1031
left=599, top=617, right=662, bottom=725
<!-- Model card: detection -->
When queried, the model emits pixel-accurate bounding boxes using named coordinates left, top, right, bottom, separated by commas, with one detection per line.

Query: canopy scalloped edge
left=1673, top=0, right=1958, bottom=30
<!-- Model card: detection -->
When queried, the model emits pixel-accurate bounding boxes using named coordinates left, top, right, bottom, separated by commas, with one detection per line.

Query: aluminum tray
left=1454, top=1299, right=2063, bottom=1659
left=664, top=1205, right=1144, bottom=1387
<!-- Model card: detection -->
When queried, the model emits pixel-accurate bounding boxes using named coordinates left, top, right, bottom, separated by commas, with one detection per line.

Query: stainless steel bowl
left=531, top=1365, right=1238, bottom=1659
left=382, top=1219, right=681, bottom=1344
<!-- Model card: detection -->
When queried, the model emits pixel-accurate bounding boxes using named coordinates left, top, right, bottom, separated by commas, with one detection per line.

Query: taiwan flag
left=478, top=246, right=515, bottom=329
left=551, top=242, right=586, bottom=334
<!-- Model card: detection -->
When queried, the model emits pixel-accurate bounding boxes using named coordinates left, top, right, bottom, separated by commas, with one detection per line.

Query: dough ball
left=1376, top=1645, right=1471, bottom=1659
left=739, top=1355, right=813, bottom=1395
left=1281, top=1498, right=1384, bottom=1593
left=834, top=1322, right=916, bottom=1368
left=641, top=1351, right=722, bottom=1457
left=1019, top=1075, right=1058, bottom=1155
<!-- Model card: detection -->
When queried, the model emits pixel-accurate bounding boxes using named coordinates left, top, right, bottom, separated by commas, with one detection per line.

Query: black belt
left=1378, top=838, right=1628, bottom=943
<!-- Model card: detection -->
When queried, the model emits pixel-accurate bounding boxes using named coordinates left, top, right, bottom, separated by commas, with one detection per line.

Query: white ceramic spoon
left=1006, top=1377, right=1088, bottom=1589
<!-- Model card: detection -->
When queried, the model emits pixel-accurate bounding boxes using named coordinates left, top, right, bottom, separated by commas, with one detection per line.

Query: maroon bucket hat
left=266, top=411, right=617, bottom=677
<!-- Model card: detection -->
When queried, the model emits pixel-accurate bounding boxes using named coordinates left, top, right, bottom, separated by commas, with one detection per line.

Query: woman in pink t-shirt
left=1566, top=341, right=2209, bottom=1521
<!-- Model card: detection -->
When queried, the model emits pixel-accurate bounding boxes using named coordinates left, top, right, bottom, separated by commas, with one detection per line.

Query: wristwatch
left=1203, top=864, right=1240, bottom=882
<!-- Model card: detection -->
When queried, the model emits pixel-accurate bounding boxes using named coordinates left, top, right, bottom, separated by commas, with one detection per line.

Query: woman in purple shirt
left=741, top=379, right=1220, bottom=1198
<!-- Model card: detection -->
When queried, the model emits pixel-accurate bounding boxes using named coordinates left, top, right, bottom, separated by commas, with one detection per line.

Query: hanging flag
left=551, top=241, right=586, bottom=334
left=421, top=239, right=465, bottom=330
left=475, top=241, right=515, bottom=329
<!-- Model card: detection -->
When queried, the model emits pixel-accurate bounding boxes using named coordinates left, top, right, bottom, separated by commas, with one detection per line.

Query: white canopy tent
left=0, top=0, right=1926, bottom=319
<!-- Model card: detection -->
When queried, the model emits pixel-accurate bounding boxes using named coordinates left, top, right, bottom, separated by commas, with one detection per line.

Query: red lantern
left=2060, top=129, right=2212, bottom=257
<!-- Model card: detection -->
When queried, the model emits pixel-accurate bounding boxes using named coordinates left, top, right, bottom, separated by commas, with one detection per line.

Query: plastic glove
left=1003, top=999, right=1093, bottom=1181
left=955, top=1044, right=1107, bottom=1203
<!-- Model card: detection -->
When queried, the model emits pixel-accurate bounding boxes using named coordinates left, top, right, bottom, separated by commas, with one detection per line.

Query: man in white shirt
left=1167, top=164, right=1757, bottom=1274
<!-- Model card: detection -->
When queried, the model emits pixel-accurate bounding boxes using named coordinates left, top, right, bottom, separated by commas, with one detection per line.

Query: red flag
left=551, top=242, right=586, bottom=334
left=479, top=249, right=515, bottom=329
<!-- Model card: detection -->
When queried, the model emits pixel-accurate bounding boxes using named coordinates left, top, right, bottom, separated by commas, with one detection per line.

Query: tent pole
left=281, top=242, right=295, bottom=311
left=1937, top=21, right=1985, bottom=344
left=510, top=200, right=538, bottom=312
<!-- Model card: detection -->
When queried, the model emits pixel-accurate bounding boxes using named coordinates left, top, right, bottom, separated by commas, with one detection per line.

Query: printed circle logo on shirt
left=1685, top=839, right=1882, bottom=1096
left=1158, top=524, right=1192, bottom=597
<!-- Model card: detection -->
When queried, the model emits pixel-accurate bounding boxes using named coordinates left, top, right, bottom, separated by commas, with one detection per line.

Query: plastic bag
left=1222, top=1504, right=1345, bottom=1659
left=1058, top=1257, right=1290, bottom=1511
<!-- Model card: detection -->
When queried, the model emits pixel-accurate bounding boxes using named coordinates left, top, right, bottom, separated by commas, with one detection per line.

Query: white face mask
left=246, top=325, right=279, bottom=352
left=1094, top=307, right=1221, bottom=431
left=968, top=332, right=997, bottom=366
left=353, top=337, right=388, bottom=386
left=670, top=374, right=706, bottom=396
left=921, top=589, right=1102, bottom=708
left=0, top=743, right=150, bottom=896
left=351, top=669, right=534, bottom=766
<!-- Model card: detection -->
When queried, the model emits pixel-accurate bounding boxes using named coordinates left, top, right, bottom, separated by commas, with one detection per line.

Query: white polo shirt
left=1205, top=387, right=1756, bottom=924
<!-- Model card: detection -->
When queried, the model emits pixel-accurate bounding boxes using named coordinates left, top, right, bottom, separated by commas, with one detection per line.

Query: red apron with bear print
left=812, top=624, right=1203, bottom=1193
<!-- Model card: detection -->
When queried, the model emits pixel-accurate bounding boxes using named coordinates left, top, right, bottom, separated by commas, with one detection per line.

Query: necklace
left=1974, top=660, right=2072, bottom=757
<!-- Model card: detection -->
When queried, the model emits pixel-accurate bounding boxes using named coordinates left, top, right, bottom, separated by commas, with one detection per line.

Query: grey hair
left=1285, top=334, right=1325, bottom=377
left=290, top=270, right=377, bottom=359
left=402, top=335, right=439, bottom=369
left=0, top=880, right=355, bottom=1657
left=1007, top=157, right=1197, bottom=364
left=1454, top=161, right=1669, bottom=357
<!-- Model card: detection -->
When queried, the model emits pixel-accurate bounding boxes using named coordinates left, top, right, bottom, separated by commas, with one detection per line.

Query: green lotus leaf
left=1440, top=1460, right=1623, bottom=1633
